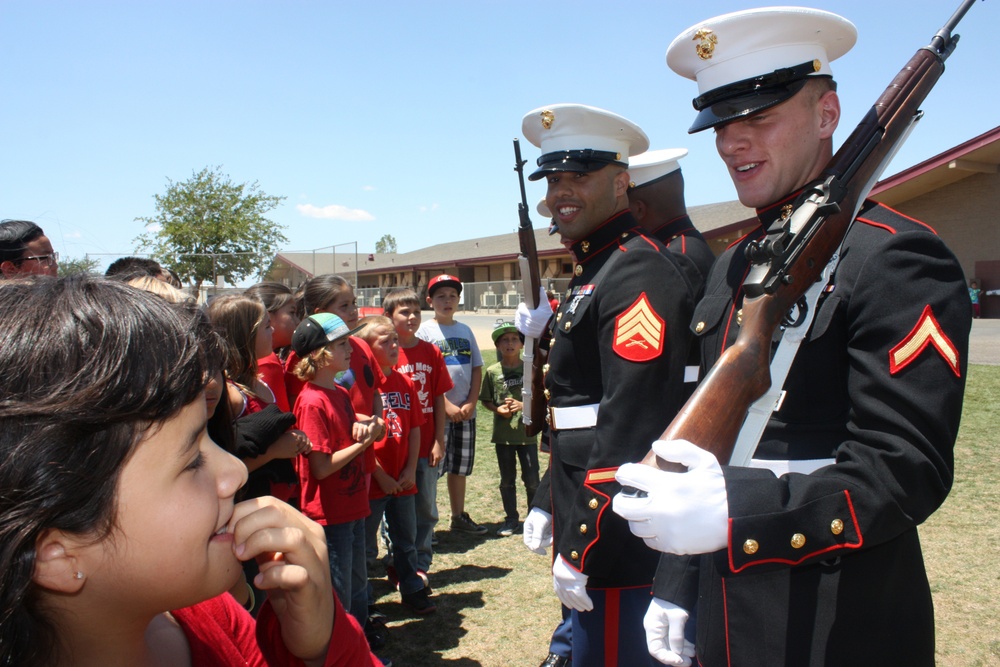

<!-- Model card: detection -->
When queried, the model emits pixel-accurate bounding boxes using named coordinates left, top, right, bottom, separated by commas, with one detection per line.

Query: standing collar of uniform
left=650, top=214, right=695, bottom=243
left=570, top=209, right=638, bottom=263
left=755, top=190, right=804, bottom=227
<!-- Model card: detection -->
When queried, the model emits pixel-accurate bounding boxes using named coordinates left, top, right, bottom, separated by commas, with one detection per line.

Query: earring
left=74, top=571, right=84, bottom=580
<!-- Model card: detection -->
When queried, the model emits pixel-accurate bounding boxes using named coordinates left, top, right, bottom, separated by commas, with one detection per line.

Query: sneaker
left=430, top=533, right=439, bottom=546
left=401, top=586, right=437, bottom=615
left=374, top=652, right=394, bottom=667
left=450, top=511, right=488, bottom=535
left=496, top=519, right=521, bottom=537
left=365, top=618, right=388, bottom=651
left=416, top=569, right=432, bottom=595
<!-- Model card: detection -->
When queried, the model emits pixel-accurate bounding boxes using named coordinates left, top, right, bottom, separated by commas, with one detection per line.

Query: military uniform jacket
left=653, top=196, right=970, bottom=666
left=533, top=210, right=696, bottom=588
left=650, top=214, right=715, bottom=305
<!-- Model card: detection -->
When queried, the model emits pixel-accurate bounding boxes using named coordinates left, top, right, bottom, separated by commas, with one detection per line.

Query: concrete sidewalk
left=456, top=310, right=1000, bottom=366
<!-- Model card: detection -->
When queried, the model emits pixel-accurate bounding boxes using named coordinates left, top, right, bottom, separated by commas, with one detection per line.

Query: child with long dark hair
left=0, top=275, right=378, bottom=666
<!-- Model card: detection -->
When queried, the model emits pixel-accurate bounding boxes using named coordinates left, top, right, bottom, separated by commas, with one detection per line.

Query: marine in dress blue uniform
left=613, top=8, right=971, bottom=666
left=522, top=104, right=697, bottom=666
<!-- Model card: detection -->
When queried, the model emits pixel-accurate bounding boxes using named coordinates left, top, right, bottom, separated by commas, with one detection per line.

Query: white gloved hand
left=552, top=554, right=593, bottom=612
left=515, top=287, right=553, bottom=338
left=522, top=508, right=553, bottom=555
left=612, top=439, right=729, bottom=555
left=645, top=598, right=696, bottom=666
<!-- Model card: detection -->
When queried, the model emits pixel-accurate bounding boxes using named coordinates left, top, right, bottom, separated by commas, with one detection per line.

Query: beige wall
left=892, top=172, right=1000, bottom=280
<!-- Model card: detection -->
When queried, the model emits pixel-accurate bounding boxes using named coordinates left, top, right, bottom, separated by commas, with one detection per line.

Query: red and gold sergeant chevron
left=613, top=292, right=664, bottom=362
left=888, top=304, right=961, bottom=377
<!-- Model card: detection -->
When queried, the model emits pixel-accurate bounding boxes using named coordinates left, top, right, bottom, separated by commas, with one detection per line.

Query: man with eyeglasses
left=0, top=220, right=59, bottom=278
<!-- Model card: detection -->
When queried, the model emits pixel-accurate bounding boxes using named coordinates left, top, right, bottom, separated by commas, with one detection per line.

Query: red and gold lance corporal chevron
left=613, top=292, right=665, bottom=362
left=888, top=304, right=960, bottom=377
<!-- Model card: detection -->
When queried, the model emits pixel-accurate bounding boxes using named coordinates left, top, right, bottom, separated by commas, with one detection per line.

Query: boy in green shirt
left=479, top=321, right=539, bottom=537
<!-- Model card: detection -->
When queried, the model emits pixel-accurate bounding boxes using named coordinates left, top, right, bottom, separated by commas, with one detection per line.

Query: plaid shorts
left=443, top=418, right=476, bottom=476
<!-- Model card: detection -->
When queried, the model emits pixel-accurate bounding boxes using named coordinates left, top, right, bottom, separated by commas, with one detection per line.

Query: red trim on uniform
left=888, top=304, right=961, bottom=377
left=875, top=201, right=939, bottom=234
left=727, top=490, right=863, bottom=573
left=579, top=483, right=612, bottom=570
left=855, top=217, right=896, bottom=234
left=722, top=576, right=733, bottom=667
left=634, top=230, right=660, bottom=251
left=604, top=588, right=620, bottom=667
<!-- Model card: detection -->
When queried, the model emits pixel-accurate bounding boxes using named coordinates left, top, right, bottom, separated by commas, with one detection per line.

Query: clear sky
left=2, top=0, right=996, bottom=275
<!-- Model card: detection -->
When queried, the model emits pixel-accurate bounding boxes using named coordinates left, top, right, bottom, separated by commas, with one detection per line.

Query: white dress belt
left=748, top=458, right=836, bottom=476
left=549, top=404, right=600, bottom=430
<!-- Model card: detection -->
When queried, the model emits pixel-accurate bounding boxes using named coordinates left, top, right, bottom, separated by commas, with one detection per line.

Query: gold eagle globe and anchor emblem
left=540, top=110, right=555, bottom=129
left=693, top=28, right=717, bottom=60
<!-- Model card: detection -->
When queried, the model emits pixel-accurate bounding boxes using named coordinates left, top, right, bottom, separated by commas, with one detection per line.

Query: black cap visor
left=528, top=149, right=626, bottom=181
left=688, top=61, right=829, bottom=133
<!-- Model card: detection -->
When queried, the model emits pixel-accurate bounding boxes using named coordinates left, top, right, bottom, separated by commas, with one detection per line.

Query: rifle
left=641, top=0, right=981, bottom=472
left=513, top=138, right=549, bottom=437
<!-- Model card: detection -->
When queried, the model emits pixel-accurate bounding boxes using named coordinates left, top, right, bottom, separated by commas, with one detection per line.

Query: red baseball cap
left=427, top=274, right=462, bottom=296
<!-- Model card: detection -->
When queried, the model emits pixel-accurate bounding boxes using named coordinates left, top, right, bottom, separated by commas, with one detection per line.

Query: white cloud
left=418, top=203, right=440, bottom=213
left=145, top=222, right=162, bottom=233
left=362, top=185, right=376, bottom=192
left=296, top=204, right=375, bottom=222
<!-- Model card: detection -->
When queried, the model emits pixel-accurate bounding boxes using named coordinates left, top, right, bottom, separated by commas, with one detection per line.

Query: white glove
left=522, top=508, right=553, bottom=555
left=552, top=554, right=593, bottom=612
left=645, top=598, right=696, bottom=666
left=515, top=287, right=553, bottom=338
left=612, top=439, right=729, bottom=555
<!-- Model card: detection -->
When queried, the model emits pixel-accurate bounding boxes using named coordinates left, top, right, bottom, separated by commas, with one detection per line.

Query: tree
left=58, top=255, right=100, bottom=277
left=134, top=166, right=287, bottom=287
left=375, top=234, right=397, bottom=254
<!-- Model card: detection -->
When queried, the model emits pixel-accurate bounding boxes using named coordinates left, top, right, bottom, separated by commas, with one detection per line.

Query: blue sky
left=2, top=0, right=996, bottom=274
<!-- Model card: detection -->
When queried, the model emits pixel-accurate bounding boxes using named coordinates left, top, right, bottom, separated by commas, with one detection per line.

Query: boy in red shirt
left=383, top=288, right=453, bottom=579
left=291, top=313, right=379, bottom=631
left=359, top=315, right=435, bottom=615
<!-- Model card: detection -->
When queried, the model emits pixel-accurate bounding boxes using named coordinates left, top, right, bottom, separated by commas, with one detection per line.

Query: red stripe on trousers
left=604, top=588, right=620, bottom=667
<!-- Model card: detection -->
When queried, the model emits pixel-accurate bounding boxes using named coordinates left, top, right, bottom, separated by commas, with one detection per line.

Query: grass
left=370, top=359, right=1000, bottom=666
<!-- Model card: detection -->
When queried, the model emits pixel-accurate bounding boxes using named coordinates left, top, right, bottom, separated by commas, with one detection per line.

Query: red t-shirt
left=293, top=382, right=370, bottom=525
left=257, top=352, right=291, bottom=413
left=395, top=340, right=453, bottom=458
left=284, top=337, right=384, bottom=474
left=171, top=589, right=381, bottom=666
left=370, top=370, right=425, bottom=500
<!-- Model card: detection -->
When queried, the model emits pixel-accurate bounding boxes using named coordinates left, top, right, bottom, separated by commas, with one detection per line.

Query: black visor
left=528, top=149, right=626, bottom=181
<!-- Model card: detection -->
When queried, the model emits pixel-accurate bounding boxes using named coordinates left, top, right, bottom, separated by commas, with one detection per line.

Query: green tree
left=57, top=255, right=101, bottom=277
left=134, top=166, right=287, bottom=287
left=375, top=234, right=397, bottom=254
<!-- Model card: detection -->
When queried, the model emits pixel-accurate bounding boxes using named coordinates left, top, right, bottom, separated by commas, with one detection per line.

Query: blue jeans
left=366, top=493, right=423, bottom=595
left=414, top=457, right=440, bottom=572
left=495, top=443, right=540, bottom=522
left=323, top=519, right=368, bottom=626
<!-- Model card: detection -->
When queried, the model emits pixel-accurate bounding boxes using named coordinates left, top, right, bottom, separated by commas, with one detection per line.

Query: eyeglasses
left=18, top=252, right=59, bottom=266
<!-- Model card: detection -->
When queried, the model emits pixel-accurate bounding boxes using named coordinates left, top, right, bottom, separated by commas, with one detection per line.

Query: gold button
left=570, top=550, right=579, bottom=561
left=579, top=524, right=588, bottom=535
left=736, top=308, right=743, bottom=326
left=621, top=232, right=628, bottom=238
left=556, top=312, right=562, bottom=322
left=830, top=519, right=844, bottom=535
left=581, top=241, right=590, bottom=253
left=564, top=321, right=571, bottom=331
left=588, top=498, right=599, bottom=510
left=743, top=539, right=759, bottom=555
left=574, top=265, right=583, bottom=276
left=542, top=364, right=550, bottom=374
left=790, top=533, right=806, bottom=549
left=695, top=321, right=705, bottom=334
left=544, top=389, right=551, bottom=399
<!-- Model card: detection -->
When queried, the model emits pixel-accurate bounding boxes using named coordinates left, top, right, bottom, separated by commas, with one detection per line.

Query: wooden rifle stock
left=513, top=139, right=549, bottom=437
left=641, top=0, right=979, bottom=471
